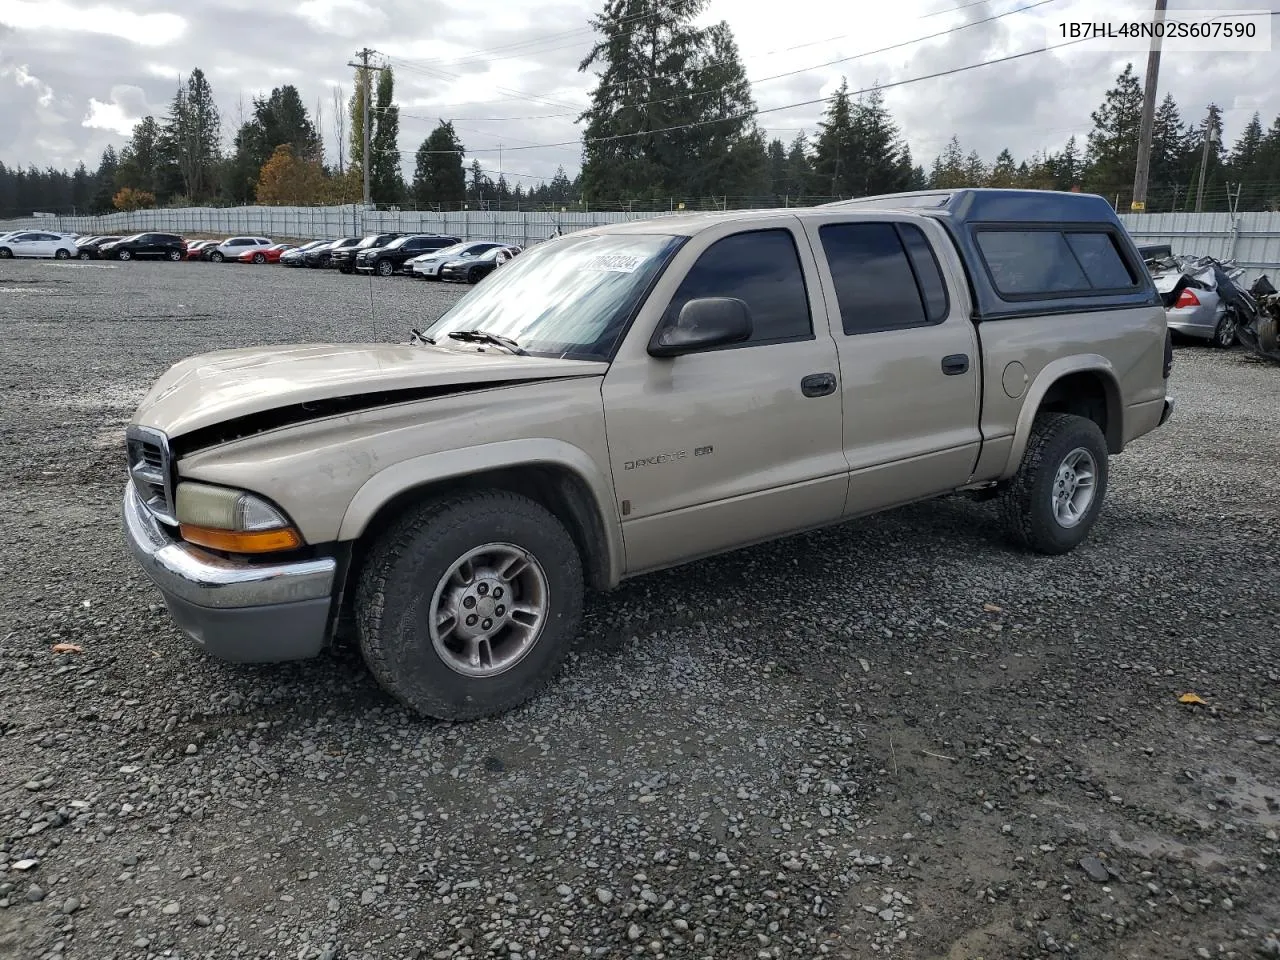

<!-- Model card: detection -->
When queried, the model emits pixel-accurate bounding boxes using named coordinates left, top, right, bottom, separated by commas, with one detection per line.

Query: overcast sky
left=1, top=0, right=1276, bottom=190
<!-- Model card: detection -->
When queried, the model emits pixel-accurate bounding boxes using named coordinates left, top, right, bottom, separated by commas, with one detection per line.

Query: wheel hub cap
left=429, top=543, right=548, bottom=678
left=1051, top=447, right=1097, bottom=528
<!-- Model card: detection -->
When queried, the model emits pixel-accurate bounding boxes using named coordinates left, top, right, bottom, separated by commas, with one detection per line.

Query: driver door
left=602, top=219, right=848, bottom=575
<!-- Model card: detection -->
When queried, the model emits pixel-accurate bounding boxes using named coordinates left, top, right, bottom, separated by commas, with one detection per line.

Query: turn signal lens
left=178, top=524, right=303, bottom=554
left=1175, top=288, right=1200, bottom=309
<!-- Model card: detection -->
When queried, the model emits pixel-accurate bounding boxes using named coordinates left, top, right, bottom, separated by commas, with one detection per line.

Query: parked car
left=355, top=234, right=461, bottom=276
left=304, top=237, right=360, bottom=268
left=183, top=240, right=215, bottom=261
left=1147, top=252, right=1245, bottom=347
left=408, top=240, right=507, bottom=279
left=281, top=240, right=329, bottom=267
left=0, top=230, right=80, bottom=260
left=238, top=242, right=295, bottom=264
left=75, top=235, right=125, bottom=259
left=206, top=236, right=274, bottom=263
left=99, top=233, right=187, bottom=261
left=438, top=244, right=521, bottom=284
left=119, top=188, right=1174, bottom=722
left=331, top=233, right=401, bottom=273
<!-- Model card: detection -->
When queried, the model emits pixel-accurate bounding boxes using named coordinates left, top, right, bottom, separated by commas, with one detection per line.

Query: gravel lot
left=0, top=257, right=1277, bottom=960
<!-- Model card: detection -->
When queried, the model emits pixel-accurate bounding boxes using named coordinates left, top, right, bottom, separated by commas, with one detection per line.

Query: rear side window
left=665, top=229, right=812, bottom=346
left=818, top=222, right=948, bottom=335
left=975, top=229, right=1138, bottom=297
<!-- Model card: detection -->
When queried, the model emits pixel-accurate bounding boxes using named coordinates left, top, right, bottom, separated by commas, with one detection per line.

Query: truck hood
left=132, top=342, right=608, bottom=439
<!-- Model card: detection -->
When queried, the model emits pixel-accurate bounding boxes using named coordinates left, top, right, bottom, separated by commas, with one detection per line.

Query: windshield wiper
left=446, top=329, right=526, bottom=355
left=409, top=328, right=436, bottom=345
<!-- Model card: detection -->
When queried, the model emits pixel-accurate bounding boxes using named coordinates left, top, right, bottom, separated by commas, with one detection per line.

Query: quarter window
left=1065, top=232, right=1137, bottom=289
left=664, top=229, right=812, bottom=346
left=818, top=222, right=947, bottom=335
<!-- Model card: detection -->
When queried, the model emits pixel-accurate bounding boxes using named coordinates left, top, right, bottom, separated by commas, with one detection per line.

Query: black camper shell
left=821, top=188, right=1160, bottom=322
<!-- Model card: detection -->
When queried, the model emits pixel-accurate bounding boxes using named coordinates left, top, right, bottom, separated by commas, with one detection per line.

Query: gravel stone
left=0, top=260, right=1277, bottom=957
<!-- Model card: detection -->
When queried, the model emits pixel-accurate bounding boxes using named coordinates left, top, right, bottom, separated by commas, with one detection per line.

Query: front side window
left=663, top=229, right=812, bottom=346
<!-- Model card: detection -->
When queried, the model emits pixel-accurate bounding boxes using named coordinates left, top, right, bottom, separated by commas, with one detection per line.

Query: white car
left=0, top=231, right=80, bottom=260
left=206, top=236, right=274, bottom=263
left=408, top=241, right=509, bottom=279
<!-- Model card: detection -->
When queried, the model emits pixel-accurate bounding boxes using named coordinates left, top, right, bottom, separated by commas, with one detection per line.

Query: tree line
left=3, top=0, right=1280, bottom=217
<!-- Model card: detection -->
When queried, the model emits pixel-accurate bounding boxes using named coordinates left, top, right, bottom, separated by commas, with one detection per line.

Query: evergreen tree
left=684, top=21, right=768, bottom=198
left=964, top=150, right=988, bottom=186
left=989, top=148, right=1018, bottom=187
left=784, top=132, right=814, bottom=199
left=369, top=67, right=404, bottom=203
left=70, top=162, right=93, bottom=212
left=766, top=138, right=787, bottom=200
left=851, top=86, right=911, bottom=196
left=1149, top=95, right=1192, bottom=206
left=116, top=117, right=163, bottom=196
left=91, top=147, right=119, bottom=213
left=1084, top=63, right=1143, bottom=196
left=411, top=120, right=465, bottom=206
left=812, top=79, right=855, bottom=197
left=160, top=68, right=222, bottom=202
left=929, top=136, right=967, bottom=188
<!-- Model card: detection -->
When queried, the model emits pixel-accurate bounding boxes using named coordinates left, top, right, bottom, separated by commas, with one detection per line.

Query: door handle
left=800, top=372, right=837, bottom=397
left=941, top=354, right=969, bottom=376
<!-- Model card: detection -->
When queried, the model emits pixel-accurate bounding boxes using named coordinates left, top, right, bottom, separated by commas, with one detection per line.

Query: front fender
left=337, top=438, right=625, bottom=586
left=1000, top=355, right=1123, bottom=479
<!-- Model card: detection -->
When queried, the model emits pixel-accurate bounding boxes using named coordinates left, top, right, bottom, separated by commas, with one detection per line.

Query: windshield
left=425, top=232, right=684, bottom=361
left=383, top=236, right=413, bottom=249
left=356, top=236, right=384, bottom=248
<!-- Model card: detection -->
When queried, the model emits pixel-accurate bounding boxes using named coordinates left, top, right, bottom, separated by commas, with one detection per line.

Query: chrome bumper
left=122, top=482, right=337, bottom=662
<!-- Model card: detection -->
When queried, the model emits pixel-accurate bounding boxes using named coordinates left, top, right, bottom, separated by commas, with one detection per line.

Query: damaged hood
left=132, top=342, right=608, bottom=438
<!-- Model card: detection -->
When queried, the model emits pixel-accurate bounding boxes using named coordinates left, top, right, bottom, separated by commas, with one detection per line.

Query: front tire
left=117, top=249, right=132, bottom=261
left=467, top=268, right=481, bottom=284
left=0, top=248, right=12, bottom=259
left=999, top=413, right=1109, bottom=555
left=253, top=252, right=266, bottom=264
left=356, top=491, right=584, bottom=721
left=377, top=259, right=394, bottom=277
left=78, top=251, right=91, bottom=260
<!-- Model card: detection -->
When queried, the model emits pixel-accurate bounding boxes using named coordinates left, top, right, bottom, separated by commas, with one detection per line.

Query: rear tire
left=168, top=250, right=182, bottom=261
left=117, top=249, right=132, bottom=261
left=78, top=251, right=91, bottom=260
left=999, top=413, right=1109, bottom=555
left=55, top=248, right=71, bottom=260
left=252, top=252, right=266, bottom=264
left=1212, top=310, right=1238, bottom=348
left=0, top=248, right=12, bottom=259
left=210, top=251, right=224, bottom=262
left=356, top=491, right=584, bottom=721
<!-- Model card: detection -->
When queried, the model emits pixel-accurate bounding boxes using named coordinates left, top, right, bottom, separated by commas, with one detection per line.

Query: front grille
left=126, top=425, right=176, bottom=525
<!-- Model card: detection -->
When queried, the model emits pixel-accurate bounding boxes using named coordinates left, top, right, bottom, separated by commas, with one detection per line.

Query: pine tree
left=411, top=120, right=465, bottom=206
left=1228, top=111, right=1264, bottom=190
left=812, top=79, right=855, bottom=197
left=369, top=67, right=403, bottom=203
left=161, top=68, right=222, bottom=203
left=116, top=117, right=163, bottom=196
left=684, top=21, right=768, bottom=199
left=851, top=86, right=910, bottom=196
left=989, top=148, right=1018, bottom=187
left=784, top=132, right=814, bottom=200
left=766, top=138, right=787, bottom=200
left=91, top=147, right=118, bottom=213
left=929, top=136, right=967, bottom=188
left=1149, top=95, right=1191, bottom=206
left=1084, top=63, right=1143, bottom=197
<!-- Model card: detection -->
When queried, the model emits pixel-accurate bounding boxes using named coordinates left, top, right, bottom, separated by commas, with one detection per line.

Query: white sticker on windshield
left=583, top=253, right=645, bottom=273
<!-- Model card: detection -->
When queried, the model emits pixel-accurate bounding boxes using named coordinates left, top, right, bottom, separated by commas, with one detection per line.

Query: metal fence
left=4, top=205, right=1279, bottom=283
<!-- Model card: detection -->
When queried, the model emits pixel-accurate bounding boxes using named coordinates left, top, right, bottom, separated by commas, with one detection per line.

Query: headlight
left=175, top=482, right=303, bottom=553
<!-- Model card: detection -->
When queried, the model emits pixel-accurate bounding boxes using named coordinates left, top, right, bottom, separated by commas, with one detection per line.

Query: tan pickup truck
left=123, top=188, right=1175, bottom=720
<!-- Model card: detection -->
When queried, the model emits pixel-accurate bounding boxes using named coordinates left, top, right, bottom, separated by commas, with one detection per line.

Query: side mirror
left=648, top=297, right=753, bottom=358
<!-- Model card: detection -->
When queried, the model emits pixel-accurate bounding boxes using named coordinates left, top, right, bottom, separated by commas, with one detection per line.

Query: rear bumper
left=1160, top=396, right=1175, bottom=426
left=122, top=482, right=337, bottom=662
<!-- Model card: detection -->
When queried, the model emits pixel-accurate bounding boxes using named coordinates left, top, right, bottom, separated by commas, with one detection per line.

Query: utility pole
left=346, top=48, right=386, bottom=207
left=1130, top=0, right=1168, bottom=212
left=1194, top=107, right=1218, bottom=213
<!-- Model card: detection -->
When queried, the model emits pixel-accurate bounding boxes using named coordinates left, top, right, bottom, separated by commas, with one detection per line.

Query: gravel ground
left=0, top=257, right=1277, bottom=960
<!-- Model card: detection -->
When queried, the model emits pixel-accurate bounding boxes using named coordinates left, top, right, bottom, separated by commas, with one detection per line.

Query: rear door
left=799, top=214, right=982, bottom=515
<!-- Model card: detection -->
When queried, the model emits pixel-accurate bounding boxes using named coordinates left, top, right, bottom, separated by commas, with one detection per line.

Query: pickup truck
left=122, top=188, right=1175, bottom=721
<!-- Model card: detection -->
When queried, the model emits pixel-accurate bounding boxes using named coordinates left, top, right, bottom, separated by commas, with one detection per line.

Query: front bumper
left=122, top=482, right=337, bottom=662
left=1160, top=396, right=1175, bottom=426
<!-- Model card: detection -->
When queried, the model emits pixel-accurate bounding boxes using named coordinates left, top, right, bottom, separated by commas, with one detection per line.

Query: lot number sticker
left=583, top=253, right=645, bottom=273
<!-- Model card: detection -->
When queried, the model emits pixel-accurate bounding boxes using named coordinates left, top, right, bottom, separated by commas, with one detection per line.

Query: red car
left=238, top=242, right=295, bottom=264
left=184, top=239, right=215, bottom=261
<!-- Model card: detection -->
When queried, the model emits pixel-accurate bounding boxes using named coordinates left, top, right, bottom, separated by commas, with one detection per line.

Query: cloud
left=82, top=85, right=149, bottom=135
left=295, top=0, right=387, bottom=34
left=0, top=0, right=186, bottom=46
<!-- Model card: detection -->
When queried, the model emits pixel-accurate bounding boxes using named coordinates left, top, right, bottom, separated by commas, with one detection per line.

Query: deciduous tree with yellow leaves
left=254, top=144, right=326, bottom=205
left=112, top=186, right=156, bottom=211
